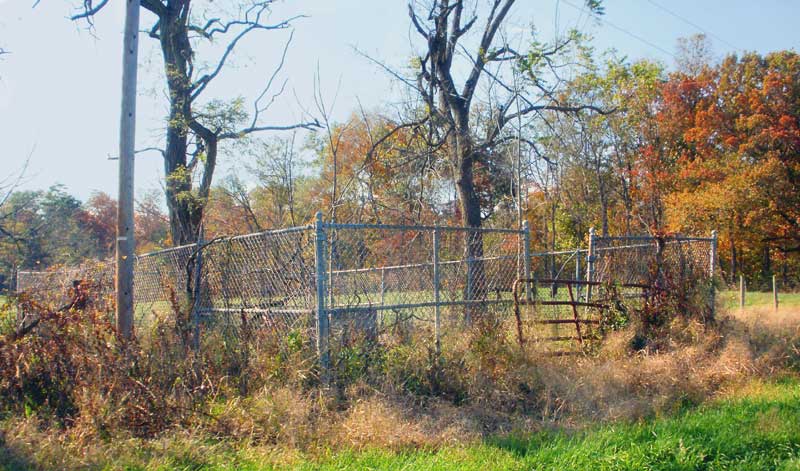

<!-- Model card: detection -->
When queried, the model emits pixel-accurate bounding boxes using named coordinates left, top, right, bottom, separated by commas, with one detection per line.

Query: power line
left=644, top=0, right=740, bottom=51
left=560, top=0, right=679, bottom=61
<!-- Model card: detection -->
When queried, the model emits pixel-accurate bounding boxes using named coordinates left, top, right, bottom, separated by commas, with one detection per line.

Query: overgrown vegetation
left=1, top=269, right=799, bottom=469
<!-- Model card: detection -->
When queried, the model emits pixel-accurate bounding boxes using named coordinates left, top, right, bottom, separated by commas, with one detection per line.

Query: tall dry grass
left=1, top=281, right=799, bottom=469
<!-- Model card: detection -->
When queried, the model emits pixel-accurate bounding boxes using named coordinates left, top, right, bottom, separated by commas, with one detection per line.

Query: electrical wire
left=644, top=0, right=740, bottom=51
left=559, top=0, right=679, bottom=61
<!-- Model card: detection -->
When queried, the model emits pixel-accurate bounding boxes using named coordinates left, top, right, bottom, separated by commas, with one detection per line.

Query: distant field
left=720, top=289, right=800, bottom=310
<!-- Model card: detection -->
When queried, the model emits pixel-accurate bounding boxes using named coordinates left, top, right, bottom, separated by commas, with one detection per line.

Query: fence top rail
left=226, top=224, right=314, bottom=241
left=138, top=243, right=196, bottom=258
left=137, top=224, right=315, bottom=258
left=324, top=221, right=524, bottom=235
left=530, top=248, right=588, bottom=257
left=594, top=239, right=713, bottom=253
left=595, top=235, right=714, bottom=242
left=17, top=268, right=87, bottom=276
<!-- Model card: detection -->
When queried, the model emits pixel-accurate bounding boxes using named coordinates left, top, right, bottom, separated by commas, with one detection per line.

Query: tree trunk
left=159, top=12, right=216, bottom=246
left=454, top=134, right=486, bottom=321
left=160, top=12, right=200, bottom=246
left=761, top=244, right=772, bottom=282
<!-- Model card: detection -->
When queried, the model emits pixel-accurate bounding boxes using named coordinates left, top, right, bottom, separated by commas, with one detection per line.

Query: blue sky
left=1, top=0, right=798, bottom=201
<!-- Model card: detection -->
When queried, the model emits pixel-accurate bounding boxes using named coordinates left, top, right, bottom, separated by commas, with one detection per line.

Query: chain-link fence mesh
left=530, top=249, right=588, bottom=281
left=14, top=223, right=717, bottom=364
left=198, top=226, right=316, bottom=338
left=323, top=224, right=523, bottom=351
left=16, top=262, right=115, bottom=314
left=591, top=236, right=714, bottom=287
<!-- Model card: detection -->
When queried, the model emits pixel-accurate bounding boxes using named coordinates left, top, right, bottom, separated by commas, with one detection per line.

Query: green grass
left=720, top=290, right=800, bottom=310
left=282, top=379, right=800, bottom=470
left=5, top=378, right=794, bottom=470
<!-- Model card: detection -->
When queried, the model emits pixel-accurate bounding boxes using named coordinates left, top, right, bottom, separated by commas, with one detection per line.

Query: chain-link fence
left=321, top=222, right=524, bottom=358
left=589, top=231, right=718, bottom=317
left=590, top=234, right=716, bottom=286
left=17, top=263, right=115, bottom=312
left=15, top=219, right=717, bottom=373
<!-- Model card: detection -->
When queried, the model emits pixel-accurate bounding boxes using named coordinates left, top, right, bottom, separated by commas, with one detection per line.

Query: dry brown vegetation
left=1, top=283, right=799, bottom=469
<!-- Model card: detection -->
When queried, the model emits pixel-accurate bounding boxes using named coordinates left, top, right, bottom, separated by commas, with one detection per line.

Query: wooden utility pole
left=116, top=0, right=140, bottom=340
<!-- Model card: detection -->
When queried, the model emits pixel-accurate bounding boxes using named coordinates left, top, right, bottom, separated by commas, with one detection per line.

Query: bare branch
left=107, top=147, right=165, bottom=160
left=248, top=30, right=294, bottom=131
left=69, top=0, right=109, bottom=22
left=408, top=4, right=430, bottom=40
left=461, top=0, right=516, bottom=103
left=219, top=120, right=320, bottom=140
left=352, top=46, right=418, bottom=89
left=190, top=9, right=302, bottom=101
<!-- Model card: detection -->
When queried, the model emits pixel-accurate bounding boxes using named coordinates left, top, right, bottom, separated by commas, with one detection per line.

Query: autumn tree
left=306, top=111, right=447, bottom=226
left=662, top=51, right=800, bottom=284
left=81, top=191, right=118, bottom=257
left=536, top=56, right=664, bottom=242
left=134, top=190, right=170, bottom=252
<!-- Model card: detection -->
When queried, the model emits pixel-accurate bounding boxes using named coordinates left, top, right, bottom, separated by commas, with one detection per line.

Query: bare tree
left=676, top=33, right=715, bottom=76
left=406, top=0, right=607, bottom=306
left=71, top=1, right=319, bottom=245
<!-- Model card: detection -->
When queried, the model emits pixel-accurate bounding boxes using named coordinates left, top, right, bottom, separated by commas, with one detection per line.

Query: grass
left=3, top=378, right=799, bottom=470
left=259, top=379, right=800, bottom=470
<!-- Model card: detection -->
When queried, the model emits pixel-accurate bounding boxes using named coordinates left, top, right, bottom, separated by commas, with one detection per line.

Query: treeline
left=2, top=45, right=798, bottom=290
left=0, top=187, right=168, bottom=290
left=527, top=48, right=800, bottom=287
left=201, top=47, right=799, bottom=287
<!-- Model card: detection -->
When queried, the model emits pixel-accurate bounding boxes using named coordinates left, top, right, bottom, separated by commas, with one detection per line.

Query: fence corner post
left=710, top=230, right=718, bottom=316
left=773, top=274, right=779, bottom=312
left=432, top=229, right=441, bottom=356
left=522, top=220, right=532, bottom=302
left=314, top=211, right=330, bottom=384
left=586, top=227, right=595, bottom=302
left=739, top=274, right=745, bottom=309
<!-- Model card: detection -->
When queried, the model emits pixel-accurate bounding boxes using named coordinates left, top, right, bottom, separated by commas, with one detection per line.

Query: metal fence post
left=328, top=228, right=335, bottom=309
left=710, top=230, right=718, bottom=316
left=773, top=274, right=779, bottom=311
left=739, top=274, right=745, bottom=309
left=380, top=268, right=386, bottom=306
left=465, top=231, right=473, bottom=325
left=191, top=227, right=204, bottom=352
left=586, top=227, right=595, bottom=302
left=11, top=265, right=17, bottom=293
left=522, top=221, right=532, bottom=302
left=314, top=212, right=330, bottom=382
left=433, top=229, right=441, bottom=355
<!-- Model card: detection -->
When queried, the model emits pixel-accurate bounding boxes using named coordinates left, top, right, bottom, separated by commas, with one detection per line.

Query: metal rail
left=512, top=277, right=651, bottom=351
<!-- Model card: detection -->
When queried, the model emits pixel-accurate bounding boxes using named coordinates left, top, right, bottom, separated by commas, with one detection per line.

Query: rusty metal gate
left=513, top=278, right=651, bottom=355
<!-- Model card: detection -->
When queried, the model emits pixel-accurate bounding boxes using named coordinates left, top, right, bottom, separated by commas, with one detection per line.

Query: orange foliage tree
left=661, top=51, right=800, bottom=284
